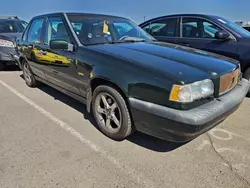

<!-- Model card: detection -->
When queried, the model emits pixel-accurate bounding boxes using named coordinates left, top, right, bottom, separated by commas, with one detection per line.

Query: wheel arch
left=86, top=76, right=130, bottom=113
left=90, top=77, right=128, bottom=97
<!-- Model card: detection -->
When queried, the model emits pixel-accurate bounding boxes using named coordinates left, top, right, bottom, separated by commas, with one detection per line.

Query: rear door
left=40, top=15, right=81, bottom=95
left=21, top=17, right=46, bottom=79
left=141, top=17, right=180, bottom=44
left=178, top=17, right=238, bottom=59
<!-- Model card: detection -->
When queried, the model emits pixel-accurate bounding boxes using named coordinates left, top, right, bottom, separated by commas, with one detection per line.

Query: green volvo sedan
left=18, top=13, right=250, bottom=142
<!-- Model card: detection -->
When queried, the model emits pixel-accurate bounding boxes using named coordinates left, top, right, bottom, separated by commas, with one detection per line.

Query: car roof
left=140, top=14, right=220, bottom=24
left=31, top=12, right=126, bottom=20
left=156, top=13, right=216, bottom=17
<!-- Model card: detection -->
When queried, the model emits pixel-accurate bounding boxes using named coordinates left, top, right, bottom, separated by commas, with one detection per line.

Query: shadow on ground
left=2, top=65, right=20, bottom=71
left=35, top=83, right=186, bottom=152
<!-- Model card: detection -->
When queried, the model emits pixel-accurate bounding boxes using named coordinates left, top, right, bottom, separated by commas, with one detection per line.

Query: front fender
left=90, top=66, right=130, bottom=96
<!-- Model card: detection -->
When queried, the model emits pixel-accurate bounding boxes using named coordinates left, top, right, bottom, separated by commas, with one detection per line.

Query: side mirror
left=50, top=40, right=74, bottom=52
left=215, top=31, right=230, bottom=40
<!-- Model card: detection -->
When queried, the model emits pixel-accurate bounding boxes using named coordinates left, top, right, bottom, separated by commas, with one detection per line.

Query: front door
left=178, top=17, right=238, bottom=60
left=40, top=16, right=81, bottom=95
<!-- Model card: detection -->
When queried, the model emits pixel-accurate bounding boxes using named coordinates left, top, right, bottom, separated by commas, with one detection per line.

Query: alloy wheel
left=94, top=92, right=122, bottom=133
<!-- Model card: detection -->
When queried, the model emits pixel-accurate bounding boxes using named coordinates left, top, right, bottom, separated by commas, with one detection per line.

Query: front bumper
left=0, top=46, right=19, bottom=66
left=129, top=78, right=250, bottom=142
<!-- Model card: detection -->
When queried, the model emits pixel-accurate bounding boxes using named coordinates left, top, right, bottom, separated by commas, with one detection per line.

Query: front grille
left=219, top=68, right=240, bottom=95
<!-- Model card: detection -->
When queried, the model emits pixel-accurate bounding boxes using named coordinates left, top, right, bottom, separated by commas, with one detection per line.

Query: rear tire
left=92, top=85, right=133, bottom=141
left=22, top=61, right=38, bottom=87
left=243, top=68, right=250, bottom=97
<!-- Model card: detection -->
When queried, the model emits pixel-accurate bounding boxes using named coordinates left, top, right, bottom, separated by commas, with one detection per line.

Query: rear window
left=0, top=20, right=28, bottom=33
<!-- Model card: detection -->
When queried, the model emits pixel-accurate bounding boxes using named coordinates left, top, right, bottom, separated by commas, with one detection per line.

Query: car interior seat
left=190, top=27, right=200, bottom=38
left=182, top=26, right=189, bottom=37
left=56, top=23, right=70, bottom=42
left=88, top=24, right=109, bottom=44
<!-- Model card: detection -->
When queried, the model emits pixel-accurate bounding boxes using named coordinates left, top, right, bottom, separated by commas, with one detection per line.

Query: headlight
left=0, top=39, right=15, bottom=47
left=169, top=79, right=214, bottom=103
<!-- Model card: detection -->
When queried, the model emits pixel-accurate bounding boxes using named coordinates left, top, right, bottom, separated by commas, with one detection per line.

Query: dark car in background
left=235, top=21, right=250, bottom=32
left=140, top=14, right=250, bottom=95
left=18, top=13, right=249, bottom=142
left=0, top=16, right=28, bottom=70
left=243, top=27, right=250, bottom=32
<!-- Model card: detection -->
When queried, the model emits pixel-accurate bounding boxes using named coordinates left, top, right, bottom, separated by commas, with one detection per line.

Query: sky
left=1, top=0, right=250, bottom=24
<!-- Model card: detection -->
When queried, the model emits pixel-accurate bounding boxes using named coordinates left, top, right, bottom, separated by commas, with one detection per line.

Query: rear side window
left=142, top=18, right=178, bottom=37
left=27, top=18, right=44, bottom=43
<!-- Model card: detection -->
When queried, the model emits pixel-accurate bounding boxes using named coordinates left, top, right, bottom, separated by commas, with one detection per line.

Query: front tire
left=92, top=85, right=133, bottom=141
left=22, top=61, right=38, bottom=87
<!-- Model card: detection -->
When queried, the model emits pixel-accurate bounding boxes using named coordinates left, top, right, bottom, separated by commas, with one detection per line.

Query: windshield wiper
left=87, top=37, right=154, bottom=46
left=118, top=36, right=146, bottom=43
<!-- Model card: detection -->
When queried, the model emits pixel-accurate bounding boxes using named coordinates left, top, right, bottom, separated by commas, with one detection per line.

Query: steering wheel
left=119, top=35, right=130, bottom=41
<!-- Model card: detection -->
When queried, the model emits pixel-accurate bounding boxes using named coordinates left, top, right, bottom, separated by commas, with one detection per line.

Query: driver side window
left=182, top=17, right=224, bottom=39
left=43, top=17, right=71, bottom=45
left=202, top=21, right=222, bottom=38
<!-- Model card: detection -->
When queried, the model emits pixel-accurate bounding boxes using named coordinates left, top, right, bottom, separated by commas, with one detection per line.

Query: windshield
left=0, top=20, right=28, bottom=33
left=67, top=14, right=155, bottom=45
left=215, top=16, right=250, bottom=37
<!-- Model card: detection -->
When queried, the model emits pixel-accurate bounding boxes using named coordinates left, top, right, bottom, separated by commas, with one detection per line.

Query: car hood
left=88, top=42, right=238, bottom=84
